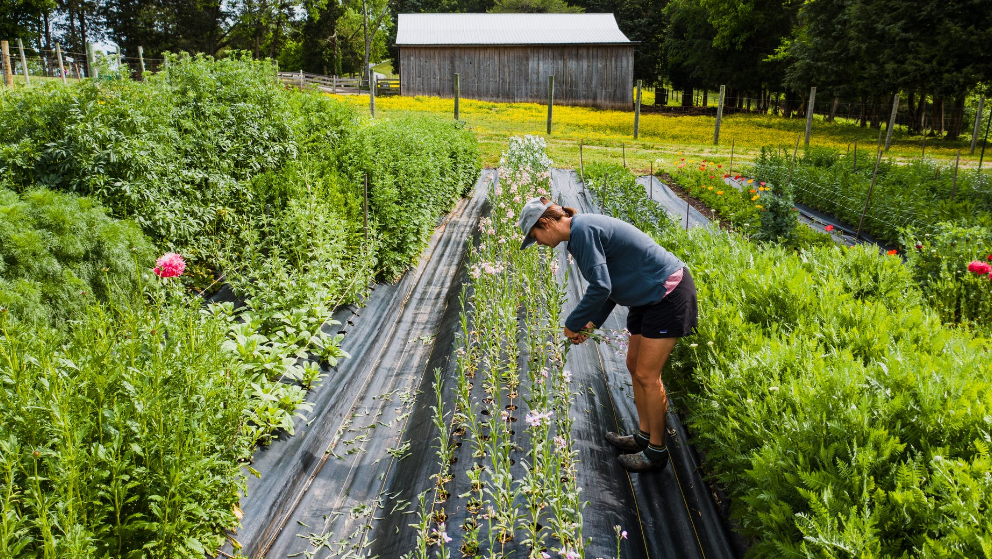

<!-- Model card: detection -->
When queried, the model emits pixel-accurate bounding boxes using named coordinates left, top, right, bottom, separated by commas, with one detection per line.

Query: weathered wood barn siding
left=399, top=45, right=635, bottom=110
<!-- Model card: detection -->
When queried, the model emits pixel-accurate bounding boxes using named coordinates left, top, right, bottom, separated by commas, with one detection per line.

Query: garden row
left=408, top=137, right=586, bottom=558
left=0, top=55, right=480, bottom=558
left=591, top=163, right=992, bottom=557
left=658, top=149, right=992, bottom=334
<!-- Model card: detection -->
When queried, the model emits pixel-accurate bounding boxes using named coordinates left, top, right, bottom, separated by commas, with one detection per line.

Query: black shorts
left=626, top=267, right=698, bottom=339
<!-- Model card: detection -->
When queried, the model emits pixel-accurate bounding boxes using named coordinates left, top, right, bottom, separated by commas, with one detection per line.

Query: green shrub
left=658, top=226, right=992, bottom=558
left=336, top=116, right=481, bottom=279
left=0, top=185, right=155, bottom=325
left=584, top=162, right=673, bottom=235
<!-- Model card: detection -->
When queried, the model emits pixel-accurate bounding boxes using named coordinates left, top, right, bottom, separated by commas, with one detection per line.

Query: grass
left=335, top=93, right=983, bottom=171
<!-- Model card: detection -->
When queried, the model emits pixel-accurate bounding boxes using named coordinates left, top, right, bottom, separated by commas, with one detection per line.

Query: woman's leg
left=625, top=334, right=649, bottom=433
left=631, top=337, right=678, bottom=447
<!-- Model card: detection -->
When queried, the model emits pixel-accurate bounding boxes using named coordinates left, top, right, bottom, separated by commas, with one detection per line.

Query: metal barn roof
left=395, top=13, right=632, bottom=46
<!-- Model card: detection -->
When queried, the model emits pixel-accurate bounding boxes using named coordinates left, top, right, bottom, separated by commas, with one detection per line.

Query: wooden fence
left=277, top=71, right=400, bottom=96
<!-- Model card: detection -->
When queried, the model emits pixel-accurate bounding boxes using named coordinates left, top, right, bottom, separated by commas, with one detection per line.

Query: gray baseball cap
left=518, top=197, right=552, bottom=249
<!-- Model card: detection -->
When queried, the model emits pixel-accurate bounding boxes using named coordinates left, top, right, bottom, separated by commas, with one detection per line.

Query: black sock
left=634, top=430, right=650, bottom=449
left=644, top=443, right=669, bottom=462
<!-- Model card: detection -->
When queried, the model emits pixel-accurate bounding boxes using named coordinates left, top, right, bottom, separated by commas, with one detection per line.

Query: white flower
left=562, top=370, right=572, bottom=383
left=689, top=343, right=698, bottom=348
left=768, top=386, right=779, bottom=392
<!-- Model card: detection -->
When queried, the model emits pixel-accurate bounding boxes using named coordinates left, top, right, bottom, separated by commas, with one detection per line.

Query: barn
left=395, top=13, right=635, bottom=110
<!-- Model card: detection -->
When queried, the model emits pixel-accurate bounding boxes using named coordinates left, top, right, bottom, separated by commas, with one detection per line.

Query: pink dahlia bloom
left=967, top=260, right=991, bottom=275
left=154, top=253, right=186, bottom=278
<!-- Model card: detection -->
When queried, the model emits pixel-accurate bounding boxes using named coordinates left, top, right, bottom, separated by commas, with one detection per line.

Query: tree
left=488, top=0, right=583, bottom=13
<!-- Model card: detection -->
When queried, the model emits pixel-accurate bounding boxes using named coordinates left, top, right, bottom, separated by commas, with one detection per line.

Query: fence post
left=856, top=143, right=884, bottom=239
left=622, top=143, right=626, bottom=168
left=370, top=72, right=376, bottom=117
left=17, top=39, right=29, bottom=86
left=650, top=161, right=654, bottom=199
left=714, top=84, right=726, bottom=145
left=970, top=96, right=985, bottom=155
left=138, top=46, right=146, bottom=77
left=547, top=75, right=554, bottom=135
left=634, top=79, right=642, bottom=139
left=980, top=105, right=992, bottom=171
left=55, top=43, right=66, bottom=83
left=299, top=68, right=304, bottom=90
left=86, top=42, right=98, bottom=79
left=801, top=87, right=816, bottom=146
left=1, top=41, right=12, bottom=87
left=853, top=138, right=858, bottom=171
left=116, top=44, right=122, bottom=71
left=884, top=93, right=899, bottom=152
left=453, top=73, right=460, bottom=120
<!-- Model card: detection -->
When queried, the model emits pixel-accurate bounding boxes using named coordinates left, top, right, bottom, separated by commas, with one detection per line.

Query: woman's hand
left=564, top=322, right=596, bottom=344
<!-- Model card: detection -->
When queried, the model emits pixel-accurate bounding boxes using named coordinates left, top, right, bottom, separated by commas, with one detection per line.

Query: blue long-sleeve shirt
left=564, top=214, right=686, bottom=332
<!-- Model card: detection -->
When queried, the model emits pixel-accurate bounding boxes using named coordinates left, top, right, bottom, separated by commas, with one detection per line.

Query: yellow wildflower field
left=334, top=92, right=978, bottom=171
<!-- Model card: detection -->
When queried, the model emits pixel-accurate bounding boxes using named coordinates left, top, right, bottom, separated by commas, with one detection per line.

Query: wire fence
left=1, top=42, right=166, bottom=83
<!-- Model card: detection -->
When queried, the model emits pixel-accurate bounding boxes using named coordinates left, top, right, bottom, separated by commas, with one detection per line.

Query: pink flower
left=554, top=436, right=567, bottom=451
left=154, top=253, right=186, bottom=278
left=968, top=260, right=992, bottom=275
left=560, top=550, right=579, bottom=559
left=525, top=409, right=553, bottom=428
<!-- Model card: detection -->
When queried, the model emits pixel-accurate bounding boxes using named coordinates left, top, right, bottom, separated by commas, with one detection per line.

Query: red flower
left=915, top=244, right=923, bottom=250
left=710, top=175, right=715, bottom=179
left=887, top=249, right=898, bottom=256
left=723, top=174, right=729, bottom=178
left=717, top=164, right=722, bottom=168
left=987, top=254, right=992, bottom=261
left=734, top=174, right=741, bottom=180
left=968, top=260, right=992, bottom=275
left=824, top=225, right=834, bottom=232
left=699, top=166, right=706, bottom=171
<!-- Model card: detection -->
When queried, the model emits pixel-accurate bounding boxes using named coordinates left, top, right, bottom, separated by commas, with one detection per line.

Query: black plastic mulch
left=220, top=172, right=489, bottom=558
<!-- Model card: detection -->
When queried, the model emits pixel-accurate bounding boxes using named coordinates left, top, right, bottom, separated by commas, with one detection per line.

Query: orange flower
left=749, top=189, right=756, bottom=193
left=887, top=249, right=898, bottom=256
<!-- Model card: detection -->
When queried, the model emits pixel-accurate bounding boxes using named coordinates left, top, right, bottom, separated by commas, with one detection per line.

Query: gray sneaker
left=617, top=448, right=669, bottom=473
left=605, top=431, right=643, bottom=453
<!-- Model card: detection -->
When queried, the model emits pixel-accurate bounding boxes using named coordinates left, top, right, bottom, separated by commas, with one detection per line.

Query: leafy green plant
left=584, top=162, right=674, bottom=235
left=0, top=185, right=154, bottom=325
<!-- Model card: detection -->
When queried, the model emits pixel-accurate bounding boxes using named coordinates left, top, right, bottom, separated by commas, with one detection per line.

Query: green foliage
left=337, top=116, right=481, bottom=279
left=0, top=185, right=155, bottom=325
left=900, top=223, right=992, bottom=334
left=0, top=298, right=248, bottom=558
left=752, top=147, right=992, bottom=246
left=584, top=162, right=673, bottom=236
left=658, top=225, right=992, bottom=558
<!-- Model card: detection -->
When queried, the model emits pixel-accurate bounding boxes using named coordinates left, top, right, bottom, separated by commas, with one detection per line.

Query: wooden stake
left=786, top=135, right=801, bottom=190
left=634, top=80, right=642, bottom=139
left=579, top=140, right=584, bottom=189
left=951, top=150, right=960, bottom=200
left=729, top=138, right=735, bottom=176
left=2, top=41, right=13, bottom=87
left=853, top=138, right=858, bottom=171
left=650, top=161, right=654, bottom=199
left=856, top=144, right=884, bottom=239
left=714, top=84, right=726, bottom=145
left=364, top=174, right=369, bottom=243
left=884, top=93, right=899, bottom=152
left=622, top=143, right=626, bottom=168
left=970, top=96, right=985, bottom=155
left=453, top=73, right=460, bottom=120
left=804, top=86, right=816, bottom=146
left=980, top=105, right=992, bottom=171
left=17, top=39, right=29, bottom=86
left=55, top=43, right=66, bottom=84
left=546, top=75, right=554, bottom=135
left=138, top=46, right=146, bottom=77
